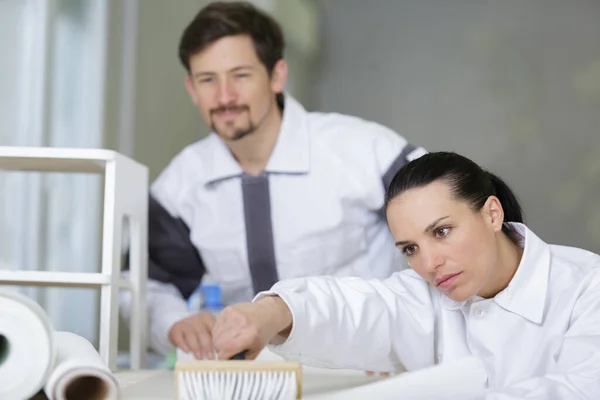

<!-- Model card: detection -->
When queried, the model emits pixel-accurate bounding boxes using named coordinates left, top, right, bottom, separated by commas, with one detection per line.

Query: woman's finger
left=216, top=331, right=254, bottom=360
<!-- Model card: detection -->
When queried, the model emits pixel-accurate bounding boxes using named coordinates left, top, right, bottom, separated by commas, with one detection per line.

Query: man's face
left=185, top=35, right=286, bottom=142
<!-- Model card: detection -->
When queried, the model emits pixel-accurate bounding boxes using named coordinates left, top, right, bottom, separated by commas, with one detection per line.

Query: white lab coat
left=120, top=95, right=426, bottom=355
left=260, top=223, right=600, bottom=398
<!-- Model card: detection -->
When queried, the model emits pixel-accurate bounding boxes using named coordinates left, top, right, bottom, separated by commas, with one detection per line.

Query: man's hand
left=168, top=312, right=216, bottom=359
left=212, top=296, right=293, bottom=360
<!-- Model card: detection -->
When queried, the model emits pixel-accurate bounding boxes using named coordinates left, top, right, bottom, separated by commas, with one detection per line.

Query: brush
left=174, top=351, right=303, bottom=400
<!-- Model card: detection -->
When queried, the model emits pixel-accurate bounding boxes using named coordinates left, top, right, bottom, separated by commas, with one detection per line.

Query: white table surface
left=115, top=350, right=487, bottom=400
left=117, top=347, right=387, bottom=399
left=117, top=367, right=382, bottom=399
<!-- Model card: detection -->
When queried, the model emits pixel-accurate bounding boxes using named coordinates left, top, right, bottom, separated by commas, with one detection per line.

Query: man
left=120, top=1, right=426, bottom=359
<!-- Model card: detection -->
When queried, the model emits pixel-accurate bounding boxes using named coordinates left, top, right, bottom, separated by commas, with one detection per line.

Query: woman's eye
left=402, top=245, right=417, bottom=256
left=235, top=74, right=249, bottom=79
left=435, top=227, right=450, bottom=238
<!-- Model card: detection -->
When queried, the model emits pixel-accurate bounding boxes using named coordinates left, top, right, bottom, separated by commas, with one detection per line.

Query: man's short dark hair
left=178, top=1, right=285, bottom=75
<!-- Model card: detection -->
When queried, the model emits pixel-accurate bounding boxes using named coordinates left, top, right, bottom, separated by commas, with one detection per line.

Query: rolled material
left=44, top=332, right=120, bottom=400
left=0, top=290, right=120, bottom=400
left=0, top=290, right=55, bottom=400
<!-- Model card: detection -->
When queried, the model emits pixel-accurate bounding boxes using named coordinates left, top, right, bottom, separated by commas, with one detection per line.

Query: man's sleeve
left=363, top=121, right=427, bottom=193
left=145, top=194, right=205, bottom=300
left=120, top=194, right=206, bottom=354
left=381, top=142, right=428, bottom=191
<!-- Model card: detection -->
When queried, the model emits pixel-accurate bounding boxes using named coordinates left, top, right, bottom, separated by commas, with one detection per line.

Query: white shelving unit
left=0, top=146, right=148, bottom=371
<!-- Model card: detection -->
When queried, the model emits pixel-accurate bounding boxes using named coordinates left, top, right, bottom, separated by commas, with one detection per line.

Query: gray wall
left=316, top=0, right=600, bottom=253
left=104, top=0, right=209, bottom=183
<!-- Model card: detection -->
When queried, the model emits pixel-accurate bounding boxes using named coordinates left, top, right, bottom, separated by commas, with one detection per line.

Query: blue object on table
left=200, top=284, right=223, bottom=312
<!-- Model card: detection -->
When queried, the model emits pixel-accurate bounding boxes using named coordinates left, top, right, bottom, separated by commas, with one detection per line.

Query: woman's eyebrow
left=394, top=215, right=450, bottom=246
left=424, top=216, right=450, bottom=233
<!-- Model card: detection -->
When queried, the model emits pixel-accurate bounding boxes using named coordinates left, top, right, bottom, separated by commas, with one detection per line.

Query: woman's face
left=386, top=180, right=505, bottom=302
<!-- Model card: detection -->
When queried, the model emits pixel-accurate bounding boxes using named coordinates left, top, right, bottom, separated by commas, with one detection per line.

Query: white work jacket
left=263, top=223, right=600, bottom=399
left=120, top=95, right=426, bottom=355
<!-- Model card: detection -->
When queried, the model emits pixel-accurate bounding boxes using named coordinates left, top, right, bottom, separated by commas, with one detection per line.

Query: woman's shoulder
left=548, top=244, right=600, bottom=294
left=549, top=244, right=600, bottom=274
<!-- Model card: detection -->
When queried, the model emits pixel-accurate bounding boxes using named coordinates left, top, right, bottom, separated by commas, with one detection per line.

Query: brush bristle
left=177, top=370, right=297, bottom=400
left=174, top=360, right=302, bottom=400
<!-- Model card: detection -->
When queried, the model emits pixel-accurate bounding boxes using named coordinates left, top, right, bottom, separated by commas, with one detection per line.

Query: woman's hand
left=212, top=295, right=293, bottom=360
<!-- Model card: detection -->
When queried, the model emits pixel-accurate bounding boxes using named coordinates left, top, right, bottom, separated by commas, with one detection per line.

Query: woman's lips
left=435, top=272, right=462, bottom=290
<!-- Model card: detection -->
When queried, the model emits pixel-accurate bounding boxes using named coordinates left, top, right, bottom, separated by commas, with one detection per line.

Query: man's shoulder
left=164, top=134, right=220, bottom=169
left=306, top=110, right=402, bottom=142
left=151, top=135, right=218, bottom=194
left=284, top=95, right=407, bottom=147
left=305, top=110, right=410, bottom=165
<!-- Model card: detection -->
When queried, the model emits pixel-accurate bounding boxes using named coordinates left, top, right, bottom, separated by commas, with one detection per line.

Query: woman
left=211, top=152, right=600, bottom=398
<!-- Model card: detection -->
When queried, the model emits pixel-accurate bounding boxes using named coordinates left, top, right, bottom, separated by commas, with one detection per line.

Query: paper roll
left=0, top=290, right=55, bottom=400
left=0, top=290, right=120, bottom=400
left=44, top=331, right=120, bottom=400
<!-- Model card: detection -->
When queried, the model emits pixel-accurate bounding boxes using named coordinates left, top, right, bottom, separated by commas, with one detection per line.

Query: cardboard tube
left=44, top=331, right=120, bottom=400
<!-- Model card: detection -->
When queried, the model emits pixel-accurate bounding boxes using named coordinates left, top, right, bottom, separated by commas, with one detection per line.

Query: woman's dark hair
left=384, top=152, right=523, bottom=236
left=178, top=1, right=285, bottom=106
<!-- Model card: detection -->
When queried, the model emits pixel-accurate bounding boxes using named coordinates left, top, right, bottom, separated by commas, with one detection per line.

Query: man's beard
left=210, top=105, right=255, bottom=141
